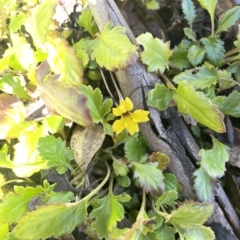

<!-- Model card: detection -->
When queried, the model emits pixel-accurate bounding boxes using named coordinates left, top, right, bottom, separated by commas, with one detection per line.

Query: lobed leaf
left=199, top=136, right=229, bottom=178
left=87, top=22, right=138, bottom=71
left=132, top=162, right=164, bottom=196
left=201, top=36, right=225, bottom=66
left=136, top=32, right=172, bottom=73
left=182, top=0, right=196, bottom=29
left=155, top=190, right=178, bottom=208
left=14, top=200, right=88, bottom=239
left=147, top=84, right=173, bottom=111
left=41, top=74, right=93, bottom=127
left=172, top=80, right=225, bottom=133
left=38, top=136, right=74, bottom=174
left=216, top=7, right=240, bottom=34
left=124, top=135, right=148, bottom=162
left=213, top=91, right=240, bottom=117
left=193, top=167, right=215, bottom=202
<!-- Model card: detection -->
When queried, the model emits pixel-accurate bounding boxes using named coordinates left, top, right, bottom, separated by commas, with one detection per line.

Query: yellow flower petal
left=125, top=115, right=139, bottom=135
left=112, top=97, right=133, bottom=116
left=112, top=117, right=126, bottom=134
left=130, top=110, right=149, bottom=123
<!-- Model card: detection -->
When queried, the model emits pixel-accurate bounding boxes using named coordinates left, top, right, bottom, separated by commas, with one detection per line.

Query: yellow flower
left=112, top=97, right=149, bottom=135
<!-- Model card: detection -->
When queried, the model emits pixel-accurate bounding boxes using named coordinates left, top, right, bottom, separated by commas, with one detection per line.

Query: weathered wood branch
left=88, top=0, right=240, bottom=238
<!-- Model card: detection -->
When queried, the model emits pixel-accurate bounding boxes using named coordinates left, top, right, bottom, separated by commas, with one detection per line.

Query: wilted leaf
left=136, top=32, right=172, bottom=73
left=25, top=0, right=58, bottom=46
left=46, top=36, right=84, bottom=86
left=193, top=167, right=215, bottom=202
left=0, top=94, right=35, bottom=139
left=148, top=152, right=170, bottom=170
left=0, top=186, right=43, bottom=224
left=87, top=22, right=138, bottom=71
left=124, top=135, right=148, bottom=162
left=182, top=0, right=196, bottom=29
left=155, top=190, right=178, bottom=208
left=132, top=162, right=164, bottom=195
left=14, top=200, right=88, bottom=239
left=187, top=45, right=205, bottom=66
left=216, top=7, right=240, bottom=34
left=38, top=136, right=74, bottom=174
left=213, top=91, right=240, bottom=117
left=89, top=192, right=131, bottom=239
left=40, top=74, right=93, bottom=127
left=172, top=80, right=225, bottom=133
left=173, top=63, right=218, bottom=89
left=70, top=125, right=105, bottom=170
left=201, top=36, right=225, bottom=66
left=199, top=136, right=229, bottom=178
left=147, top=84, right=173, bottom=111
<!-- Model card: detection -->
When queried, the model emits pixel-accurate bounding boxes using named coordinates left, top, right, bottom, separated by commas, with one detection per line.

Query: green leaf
left=193, top=167, right=215, bottom=202
left=40, top=75, right=93, bottom=127
left=77, top=7, right=98, bottom=36
left=116, top=175, right=131, bottom=188
left=46, top=36, right=84, bottom=86
left=113, top=158, right=129, bottom=176
left=216, top=7, right=240, bottom=34
left=14, top=200, right=88, bottom=239
left=182, top=0, right=196, bottom=29
left=173, top=63, right=218, bottom=89
left=38, top=136, right=74, bottom=174
left=155, top=190, right=178, bottom=208
left=217, top=70, right=235, bottom=91
left=199, top=136, right=229, bottom=178
left=147, top=84, right=173, bottom=111
left=0, top=223, right=8, bottom=239
left=25, top=0, right=58, bottom=46
left=87, top=22, right=138, bottom=71
left=183, top=226, right=215, bottom=240
left=184, top=27, right=197, bottom=41
left=124, top=135, right=148, bottom=162
left=89, top=192, right=131, bottom=239
left=0, top=185, right=43, bottom=224
left=166, top=202, right=214, bottom=228
left=172, top=80, right=225, bottom=133
left=132, top=162, right=164, bottom=195
left=169, top=39, right=191, bottom=70
left=201, top=36, right=225, bottom=66
left=74, top=38, right=91, bottom=69
left=9, top=13, right=27, bottom=32
left=79, top=85, right=112, bottom=123
left=0, top=144, right=16, bottom=168
left=136, top=32, right=172, bottom=73
left=212, top=91, right=240, bottom=117
left=187, top=45, right=205, bottom=66
left=42, top=115, right=65, bottom=134
left=145, top=0, right=159, bottom=10
left=164, top=173, right=182, bottom=193
left=155, top=225, right=175, bottom=240
left=0, top=73, right=30, bottom=100
left=197, top=0, right=217, bottom=24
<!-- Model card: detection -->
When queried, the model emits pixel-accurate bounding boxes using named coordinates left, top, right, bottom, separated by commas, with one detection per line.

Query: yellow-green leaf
left=172, top=81, right=225, bottom=133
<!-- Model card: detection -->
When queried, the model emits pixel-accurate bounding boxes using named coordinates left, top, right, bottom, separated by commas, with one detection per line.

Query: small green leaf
left=79, top=85, right=113, bottom=123
left=132, top=162, right=164, bottom=195
left=136, top=32, right=172, bottom=73
left=147, top=84, right=173, bottom=111
left=41, top=75, right=93, bottom=127
left=164, top=173, right=182, bottom=193
left=124, top=135, right=148, bottom=162
left=145, top=0, right=159, bottom=10
left=193, top=167, right=215, bottom=202
left=213, top=91, right=240, bottom=117
left=77, top=7, right=98, bottom=36
left=89, top=192, right=131, bottom=239
left=216, top=7, right=240, bottom=34
left=187, top=45, right=205, bottom=66
left=0, top=186, right=43, bottom=224
left=166, top=202, right=214, bottom=228
left=182, top=0, right=196, bottom=29
left=155, top=190, right=178, bottom=208
left=201, top=36, right=225, bottom=66
left=113, top=158, right=129, bottom=176
left=87, top=22, right=138, bottom=71
left=116, top=175, right=131, bottom=188
left=197, top=0, right=217, bottom=24
left=42, top=115, right=65, bottom=134
left=14, top=200, right=88, bottom=239
left=183, top=226, right=215, bottom=240
left=155, top=225, right=175, bottom=240
left=199, top=136, right=229, bottom=178
left=172, top=81, right=225, bottom=133
left=173, top=63, right=218, bottom=89
left=38, top=136, right=74, bottom=174
left=184, top=27, right=197, bottom=41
